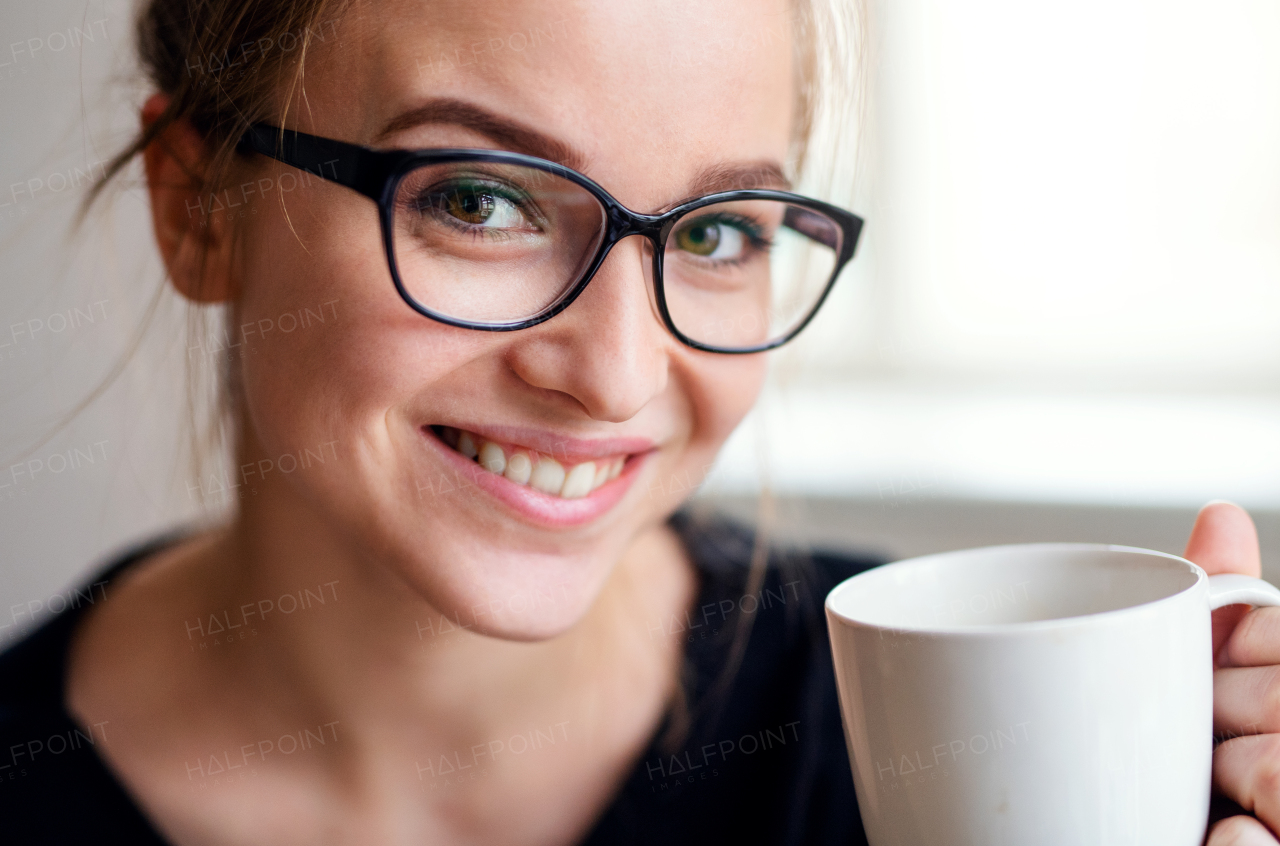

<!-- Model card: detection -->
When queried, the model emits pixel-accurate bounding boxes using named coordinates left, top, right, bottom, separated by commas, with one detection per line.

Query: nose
left=503, top=236, right=670, bottom=423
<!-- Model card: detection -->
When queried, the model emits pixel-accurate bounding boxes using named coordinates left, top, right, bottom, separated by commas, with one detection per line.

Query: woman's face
left=226, top=0, right=795, bottom=639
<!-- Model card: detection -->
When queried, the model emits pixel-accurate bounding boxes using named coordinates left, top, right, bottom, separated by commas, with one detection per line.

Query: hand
left=1186, top=502, right=1280, bottom=845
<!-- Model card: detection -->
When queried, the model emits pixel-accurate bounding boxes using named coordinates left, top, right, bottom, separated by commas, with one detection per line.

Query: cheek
left=238, top=202, right=369, bottom=433
left=707, top=357, right=767, bottom=437
left=680, top=354, right=768, bottom=470
left=229, top=183, right=462, bottom=460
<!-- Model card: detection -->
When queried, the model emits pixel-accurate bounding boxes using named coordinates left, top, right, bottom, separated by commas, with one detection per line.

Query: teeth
left=529, top=457, right=566, bottom=495
left=437, top=426, right=628, bottom=499
left=478, top=442, right=506, bottom=475
left=504, top=452, right=532, bottom=485
left=560, top=462, right=595, bottom=499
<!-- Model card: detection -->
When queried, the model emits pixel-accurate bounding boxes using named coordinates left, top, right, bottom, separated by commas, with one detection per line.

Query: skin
left=1199, top=503, right=1280, bottom=846
left=55, top=1, right=1280, bottom=844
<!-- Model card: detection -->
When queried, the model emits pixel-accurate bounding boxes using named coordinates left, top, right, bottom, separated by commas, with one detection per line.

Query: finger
left=1186, top=501, right=1263, bottom=578
left=1183, top=502, right=1263, bottom=661
left=1221, top=608, right=1280, bottom=669
left=1215, top=665, right=1280, bottom=737
left=1207, top=815, right=1280, bottom=846
left=1214, top=733, right=1280, bottom=834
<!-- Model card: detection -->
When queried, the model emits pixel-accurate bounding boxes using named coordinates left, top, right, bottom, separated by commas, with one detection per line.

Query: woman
left=1, top=0, right=1277, bottom=843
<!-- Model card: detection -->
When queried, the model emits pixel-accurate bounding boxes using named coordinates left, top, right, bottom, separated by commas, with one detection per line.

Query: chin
left=392, top=534, right=619, bottom=642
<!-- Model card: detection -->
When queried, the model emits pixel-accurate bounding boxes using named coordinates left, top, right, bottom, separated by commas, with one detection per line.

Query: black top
left=0, top=509, right=879, bottom=844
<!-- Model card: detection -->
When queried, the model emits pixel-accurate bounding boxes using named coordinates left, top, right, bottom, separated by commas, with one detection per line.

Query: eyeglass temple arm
left=238, top=123, right=396, bottom=201
left=783, top=204, right=861, bottom=256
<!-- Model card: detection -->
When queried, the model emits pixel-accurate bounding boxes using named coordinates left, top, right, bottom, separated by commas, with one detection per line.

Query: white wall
left=0, top=0, right=200, bottom=642
left=736, top=0, right=1280, bottom=507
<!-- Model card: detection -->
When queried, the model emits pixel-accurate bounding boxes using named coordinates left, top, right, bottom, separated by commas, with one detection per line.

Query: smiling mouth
left=430, top=425, right=627, bottom=500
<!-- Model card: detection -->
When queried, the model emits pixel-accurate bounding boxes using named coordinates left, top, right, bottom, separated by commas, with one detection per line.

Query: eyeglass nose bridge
left=555, top=202, right=678, bottom=338
left=579, top=202, right=671, bottom=280
left=576, top=203, right=668, bottom=301
left=603, top=203, right=668, bottom=243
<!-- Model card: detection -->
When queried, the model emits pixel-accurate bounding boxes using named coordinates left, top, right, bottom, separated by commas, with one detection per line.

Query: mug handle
left=1208, top=574, right=1280, bottom=610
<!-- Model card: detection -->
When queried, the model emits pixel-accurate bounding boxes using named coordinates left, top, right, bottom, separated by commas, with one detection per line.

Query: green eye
left=676, top=221, right=721, bottom=256
left=673, top=214, right=761, bottom=262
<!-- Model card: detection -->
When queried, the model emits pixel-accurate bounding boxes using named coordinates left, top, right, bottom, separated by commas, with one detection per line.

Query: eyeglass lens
left=662, top=200, right=842, bottom=348
left=389, top=161, right=843, bottom=349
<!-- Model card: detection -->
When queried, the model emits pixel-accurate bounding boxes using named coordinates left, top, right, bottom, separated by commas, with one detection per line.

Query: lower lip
left=419, top=427, right=650, bottom=528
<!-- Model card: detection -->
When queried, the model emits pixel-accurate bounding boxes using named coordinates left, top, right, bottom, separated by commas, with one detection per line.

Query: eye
left=672, top=214, right=768, bottom=261
left=420, top=180, right=541, bottom=232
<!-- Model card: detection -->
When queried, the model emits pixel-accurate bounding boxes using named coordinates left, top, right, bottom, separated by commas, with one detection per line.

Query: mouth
left=420, top=423, right=653, bottom=528
left=429, top=425, right=629, bottom=500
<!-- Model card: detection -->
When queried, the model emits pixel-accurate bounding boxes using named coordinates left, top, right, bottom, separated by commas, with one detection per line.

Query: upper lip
left=428, top=423, right=657, bottom=465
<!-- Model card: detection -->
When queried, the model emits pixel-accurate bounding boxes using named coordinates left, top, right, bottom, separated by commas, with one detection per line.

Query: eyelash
left=679, top=212, right=774, bottom=262
left=405, top=178, right=541, bottom=235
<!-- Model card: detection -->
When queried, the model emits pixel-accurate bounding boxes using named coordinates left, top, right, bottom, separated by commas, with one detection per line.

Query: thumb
left=1183, top=501, right=1261, bottom=664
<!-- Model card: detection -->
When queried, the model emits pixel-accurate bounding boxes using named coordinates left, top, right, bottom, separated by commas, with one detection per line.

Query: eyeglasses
left=238, top=124, right=863, bottom=354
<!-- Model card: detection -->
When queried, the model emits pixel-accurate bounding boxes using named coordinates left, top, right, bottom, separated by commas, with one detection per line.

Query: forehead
left=310, top=0, right=796, bottom=201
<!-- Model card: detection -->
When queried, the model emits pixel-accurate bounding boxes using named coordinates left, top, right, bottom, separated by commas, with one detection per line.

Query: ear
left=141, top=93, right=238, bottom=303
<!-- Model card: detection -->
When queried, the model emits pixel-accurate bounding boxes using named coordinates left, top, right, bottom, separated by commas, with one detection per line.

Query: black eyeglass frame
left=238, top=123, right=864, bottom=354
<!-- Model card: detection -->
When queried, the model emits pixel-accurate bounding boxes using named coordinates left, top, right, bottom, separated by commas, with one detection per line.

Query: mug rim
left=824, top=541, right=1207, bottom=636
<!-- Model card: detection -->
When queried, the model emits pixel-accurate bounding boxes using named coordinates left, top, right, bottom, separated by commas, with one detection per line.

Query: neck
left=192, top=474, right=696, bottom=772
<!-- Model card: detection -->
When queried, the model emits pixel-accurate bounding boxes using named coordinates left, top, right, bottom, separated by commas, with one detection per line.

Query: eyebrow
left=374, top=98, right=590, bottom=172
left=684, top=161, right=792, bottom=198
left=374, top=96, right=792, bottom=205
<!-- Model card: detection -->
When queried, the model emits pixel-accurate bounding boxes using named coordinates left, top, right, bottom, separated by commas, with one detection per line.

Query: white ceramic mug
left=825, top=542, right=1280, bottom=846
